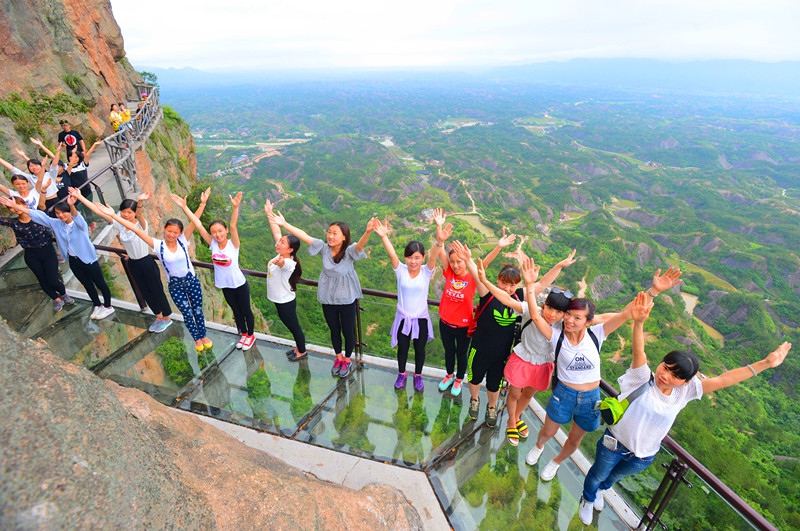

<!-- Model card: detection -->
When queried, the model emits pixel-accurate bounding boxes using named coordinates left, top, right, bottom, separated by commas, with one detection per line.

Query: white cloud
left=110, top=0, right=800, bottom=70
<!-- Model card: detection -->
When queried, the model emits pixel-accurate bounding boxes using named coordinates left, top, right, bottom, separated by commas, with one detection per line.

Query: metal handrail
left=91, top=241, right=774, bottom=531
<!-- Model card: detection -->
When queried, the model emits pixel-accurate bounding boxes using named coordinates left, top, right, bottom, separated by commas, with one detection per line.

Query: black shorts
left=467, top=342, right=510, bottom=393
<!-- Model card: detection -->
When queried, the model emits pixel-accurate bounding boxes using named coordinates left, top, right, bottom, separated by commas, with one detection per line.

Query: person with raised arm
left=96, top=187, right=213, bottom=351
left=578, top=293, right=792, bottom=525
left=264, top=199, right=306, bottom=361
left=57, top=119, right=87, bottom=156
left=1, top=146, right=60, bottom=213
left=476, top=250, right=576, bottom=445
left=0, top=196, right=71, bottom=311
left=174, top=191, right=256, bottom=350
left=2, top=188, right=114, bottom=319
left=0, top=174, right=44, bottom=210
left=72, top=191, right=173, bottom=333
left=524, top=267, right=683, bottom=482
left=268, top=207, right=376, bottom=379
left=449, top=238, right=521, bottom=427
left=373, top=217, right=438, bottom=391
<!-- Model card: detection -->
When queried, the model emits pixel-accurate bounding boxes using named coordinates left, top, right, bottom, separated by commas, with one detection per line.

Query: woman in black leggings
left=0, top=196, right=72, bottom=311
left=264, top=200, right=307, bottom=361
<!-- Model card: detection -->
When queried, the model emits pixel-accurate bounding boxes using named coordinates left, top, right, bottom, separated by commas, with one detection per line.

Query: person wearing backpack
left=525, top=267, right=684, bottom=482
left=578, top=292, right=792, bottom=525
left=476, top=252, right=576, bottom=446
left=449, top=240, right=523, bottom=428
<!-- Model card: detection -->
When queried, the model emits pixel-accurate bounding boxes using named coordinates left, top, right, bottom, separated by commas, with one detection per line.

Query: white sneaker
left=578, top=497, right=594, bottom=525
left=594, top=489, right=607, bottom=511
left=95, top=306, right=115, bottom=320
left=525, top=444, right=545, bottom=466
left=539, top=459, right=560, bottom=481
left=90, top=306, right=101, bottom=319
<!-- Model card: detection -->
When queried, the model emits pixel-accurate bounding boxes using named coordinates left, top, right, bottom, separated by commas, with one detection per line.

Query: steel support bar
left=640, top=458, right=691, bottom=530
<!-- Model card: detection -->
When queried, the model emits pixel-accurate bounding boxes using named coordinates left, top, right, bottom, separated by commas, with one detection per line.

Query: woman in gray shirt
left=269, top=210, right=377, bottom=378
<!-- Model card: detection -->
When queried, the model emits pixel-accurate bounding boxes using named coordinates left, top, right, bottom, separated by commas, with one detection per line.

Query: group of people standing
left=0, top=173, right=791, bottom=524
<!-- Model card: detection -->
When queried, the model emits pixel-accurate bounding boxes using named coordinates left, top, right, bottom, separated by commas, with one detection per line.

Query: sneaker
left=468, top=398, right=480, bottom=420
left=539, top=459, right=560, bottom=481
left=578, top=497, right=594, bottom=526
left=95, top=306, right=115, bottom=320
left=338, top=358, right=353, bottom=378
left=413, top=374, right=424, bottom=392
left=450, top=378, right=463, bottom=397
left=236, top=334, right=246, bottom=349
left=594, top=489, right=607, bottom=511
left=394, top=372, right=408, bottom=389
left=89, top=306, right=101, bottom=319
left=62, top=294, right=75, bottom=305
left=438, top=373, right=454, bottom=392
left=53, top=298, right=65, bottom=312
left=486, top=406, right=498, bottom=428
left=149, top=319, right=173, bottom=333
left=331, top=358, right=343, bottom=376
left=525, top=445, right=544, bottom=466
left=241, top=334, right=256, bottom=351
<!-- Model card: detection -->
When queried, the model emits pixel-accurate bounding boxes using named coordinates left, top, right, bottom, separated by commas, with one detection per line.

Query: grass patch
left=0, top=91, right=90, bottom=138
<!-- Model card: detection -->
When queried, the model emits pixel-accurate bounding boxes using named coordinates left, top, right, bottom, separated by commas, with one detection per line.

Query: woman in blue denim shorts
left=578, top=292, right=791, bottom=525
left=524, top=268, right=684, bottom=482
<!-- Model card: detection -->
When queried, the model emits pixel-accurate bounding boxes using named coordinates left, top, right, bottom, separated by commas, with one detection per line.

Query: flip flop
left=506, top=428, right=520, bottom=446
left=516, top=420, right=529, bottom=439
left=288, top=351, right=308, bottom=362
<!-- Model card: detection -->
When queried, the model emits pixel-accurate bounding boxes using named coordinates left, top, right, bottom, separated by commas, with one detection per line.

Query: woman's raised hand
left=264, top=198, right=274, bottom=216
left=169, top=193, right=187, bottom=208
left=521, top=256, right=540, bottom=285
left=630, top=291, right=654, bottom=323
left=432, top=207, right=446, bottom=226
left=230, top=191, right=243, bottom=208
left=200, top=186, right=212, bottom=204
left=497, top=227, right=517, bottom=248
left=97, top=203, right=115, bottom=217
left=651, top=266, right=682, bottom=294
left=373, top=218, right=390, bottom=238
left=436, top=222, right=453, bottom=243
left=450, top=239, right=471, bottom=260
left=269, top=210, right=286, bottom=227
left=30, top=137, right=44, bottom=147
left=763, top=342, right=792, bottom=369
left=137, top=191, right=150, bottom=202
left=556, top=249, right=578, bottom=269
left=68, top=186, right=82, bottom=198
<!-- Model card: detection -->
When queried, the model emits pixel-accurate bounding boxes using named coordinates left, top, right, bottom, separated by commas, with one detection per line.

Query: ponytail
left=286, top=234, right=302, bottom=292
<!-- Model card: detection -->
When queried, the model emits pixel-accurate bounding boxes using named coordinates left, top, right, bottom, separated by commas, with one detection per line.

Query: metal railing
left=91, top=241, right=775, bottom=531
left=102, top=83, right=162, bottom=199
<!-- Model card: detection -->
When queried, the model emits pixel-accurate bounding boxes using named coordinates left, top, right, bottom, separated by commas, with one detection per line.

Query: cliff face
left=0, top=0, right=140, bottom=141
left=0, top=0, right=197, bottom=253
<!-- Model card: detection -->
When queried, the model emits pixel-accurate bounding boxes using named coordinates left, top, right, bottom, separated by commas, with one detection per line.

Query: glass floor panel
left=429, top=407, right=630, bottom=530
left=35, top=305, right=152, bottom=369
left=97, top=325, right=237, bottom=404
left=183, top=340, right=341, bottom=436
left=294, top=365, right=484, bottom=469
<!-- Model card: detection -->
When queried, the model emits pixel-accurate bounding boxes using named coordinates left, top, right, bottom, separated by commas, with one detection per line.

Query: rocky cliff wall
left=0, top=320, right=421, bottom=529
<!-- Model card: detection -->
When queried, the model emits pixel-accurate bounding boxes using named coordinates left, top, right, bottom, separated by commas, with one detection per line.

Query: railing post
left=119, top=255, right=148, bottom=311
left=639, top=457, right=692, bottom=530
left=355, top=299, right=364, bottom=366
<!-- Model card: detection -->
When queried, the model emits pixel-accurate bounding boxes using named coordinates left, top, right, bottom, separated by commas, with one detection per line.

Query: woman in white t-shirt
left=176, top=191, right=255, bottom=351
left=525, top=267, right=684, bottom=483
left=264, top=199, right=307, bottom=361
left=0, top=174, right=43, bottom=210
left=99, top=188, right=213, bottom=352
left=374, top=219, right=437, bottom=392
left=75, top=192, right=173, bottom=333
left=578, top=292, right=792, bottom=525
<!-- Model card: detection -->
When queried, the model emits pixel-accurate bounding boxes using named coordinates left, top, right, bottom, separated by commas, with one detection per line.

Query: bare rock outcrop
left=0, top=321, right=421, bottom=530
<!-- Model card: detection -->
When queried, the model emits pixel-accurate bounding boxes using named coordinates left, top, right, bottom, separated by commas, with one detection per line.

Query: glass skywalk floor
left=0, top=253, right=634, bottom=530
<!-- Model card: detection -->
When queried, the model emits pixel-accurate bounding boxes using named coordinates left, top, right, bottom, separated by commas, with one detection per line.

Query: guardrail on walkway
left=101, top=83, right=162, bottom=200
left=92, top=242, right=775, bottom=531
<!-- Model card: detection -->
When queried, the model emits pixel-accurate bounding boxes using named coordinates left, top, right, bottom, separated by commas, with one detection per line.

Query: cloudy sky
left=111, top=0, right=800, bottom=70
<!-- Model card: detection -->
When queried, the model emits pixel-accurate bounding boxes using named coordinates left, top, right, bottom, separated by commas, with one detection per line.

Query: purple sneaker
left=394, top=372, right=408, bottom=389
left=413, top=374, right=424, bottom=392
